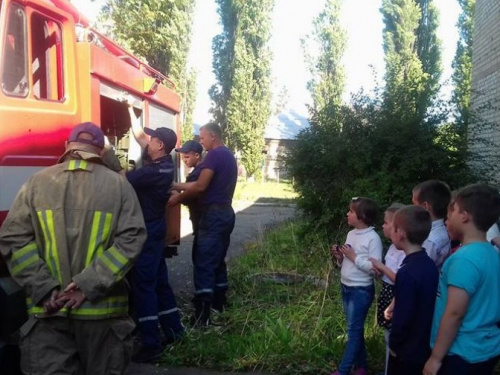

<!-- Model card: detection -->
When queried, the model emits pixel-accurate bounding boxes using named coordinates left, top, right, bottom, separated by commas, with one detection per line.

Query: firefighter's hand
left=43, top=288, right=65, bottom=314
left=168, top=193, right=181, bottom=207
left=57, top=282, right=86, bottom=309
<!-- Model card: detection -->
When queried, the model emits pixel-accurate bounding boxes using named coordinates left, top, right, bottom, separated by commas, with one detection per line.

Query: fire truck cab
left=0, top=0, right=181, bottom=239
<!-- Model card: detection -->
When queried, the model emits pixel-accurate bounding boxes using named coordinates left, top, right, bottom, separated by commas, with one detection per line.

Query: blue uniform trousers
left=131, top=236, right=183, bottom=349
left=194, top=207, right=235, bottom=304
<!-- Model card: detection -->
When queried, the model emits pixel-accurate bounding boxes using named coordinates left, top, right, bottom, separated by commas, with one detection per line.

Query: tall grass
left=163, top=220, right=386, bottom=374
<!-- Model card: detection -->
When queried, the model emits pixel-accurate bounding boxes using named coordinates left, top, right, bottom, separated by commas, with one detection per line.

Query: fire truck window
left=1, top=4, right=28, bottom=97
left=31, top=13, right=64, bottom=101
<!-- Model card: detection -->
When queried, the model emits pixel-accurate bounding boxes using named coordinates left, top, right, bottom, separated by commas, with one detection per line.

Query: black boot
left=191, top=300, right=211, bottom=328
left=212, top=291, right=227, bottom=313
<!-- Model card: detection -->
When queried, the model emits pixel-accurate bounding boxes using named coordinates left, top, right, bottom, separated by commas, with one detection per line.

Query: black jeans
left=438, top=354, right=500, bottom=375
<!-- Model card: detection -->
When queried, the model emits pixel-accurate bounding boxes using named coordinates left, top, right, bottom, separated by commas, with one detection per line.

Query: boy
left=172, top=140, right=204, bottom=259
left=387, top=205, right=439, bottom=375
left=412, top=180, right=452, bottom=268
left=423, top=184, right=500, bottom=375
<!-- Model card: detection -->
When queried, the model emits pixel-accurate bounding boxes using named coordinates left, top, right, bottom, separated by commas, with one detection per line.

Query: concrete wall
left=470, top=0, right=500, bottom=177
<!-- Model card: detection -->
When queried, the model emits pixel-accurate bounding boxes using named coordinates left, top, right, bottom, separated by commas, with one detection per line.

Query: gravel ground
left=125, top=201, right=296, bottom=375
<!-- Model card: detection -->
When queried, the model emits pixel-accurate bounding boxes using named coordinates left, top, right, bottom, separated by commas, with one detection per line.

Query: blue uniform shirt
left=430, top=242, right=500, bottom=363
left=200, top=146, right=237, bottom=206
left=126, top=154, right=174, bottom=238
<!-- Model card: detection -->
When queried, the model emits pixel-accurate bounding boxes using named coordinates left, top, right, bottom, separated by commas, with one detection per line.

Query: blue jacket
left=126, top=154, right=174, bottom=239
left=390, top=250, right=439, bottom=364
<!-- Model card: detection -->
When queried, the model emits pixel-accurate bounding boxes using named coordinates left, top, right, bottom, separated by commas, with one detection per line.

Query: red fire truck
left=0, top=0, right=181, bottom=240
left=0, top=0, right=182, bottom=361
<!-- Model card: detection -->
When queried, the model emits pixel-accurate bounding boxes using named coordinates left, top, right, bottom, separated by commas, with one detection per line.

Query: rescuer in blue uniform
left=126, top=123, right=184, bottom=363
left=168, top=123, right=237, bottom=327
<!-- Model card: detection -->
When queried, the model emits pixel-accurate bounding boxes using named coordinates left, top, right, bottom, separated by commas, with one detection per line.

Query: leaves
left=102, top=0, right=197, bottom=140
left=210, top=0, right=274, bottom=177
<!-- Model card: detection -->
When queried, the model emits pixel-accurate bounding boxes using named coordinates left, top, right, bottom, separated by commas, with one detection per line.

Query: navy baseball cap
left=175, top=140, right=203, bottom=154
left=144, top=127, right=177, bottom=152
left=68, top=122, right=105, bottom=149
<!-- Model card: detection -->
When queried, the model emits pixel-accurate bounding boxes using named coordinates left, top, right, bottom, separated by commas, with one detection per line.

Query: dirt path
left=167, top=201, right=296, bottom=293
left=125, top=201, right=296, bottom=375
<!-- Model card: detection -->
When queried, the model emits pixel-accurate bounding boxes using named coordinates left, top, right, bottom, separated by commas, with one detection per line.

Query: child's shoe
left=354, top=368, right=368, bottom=375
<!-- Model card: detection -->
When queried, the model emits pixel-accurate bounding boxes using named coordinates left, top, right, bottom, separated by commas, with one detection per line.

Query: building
left=262, top=109, right=309, bottom=181
left=470, top=0, right=500, bottom=178
left=192, top=109, right=310, bottom=180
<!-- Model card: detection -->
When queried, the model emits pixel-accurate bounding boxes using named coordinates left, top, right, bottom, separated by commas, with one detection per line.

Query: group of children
left=330, top=180, right=500, bottom=375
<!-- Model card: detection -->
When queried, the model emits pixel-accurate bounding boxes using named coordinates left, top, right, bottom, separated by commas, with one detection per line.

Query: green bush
left=285, top=92, right=489, bottom=234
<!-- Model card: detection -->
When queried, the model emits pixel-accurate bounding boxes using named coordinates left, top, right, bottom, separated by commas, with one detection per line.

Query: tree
left=452, top=0, right=475, bottom=127
left=381, top=0, right=441, bottom=122
left=302, top=0, right=347, bottom=114
left=210, top=0, right=274, bottom=177
left=102, top=0, right=197, bottom=140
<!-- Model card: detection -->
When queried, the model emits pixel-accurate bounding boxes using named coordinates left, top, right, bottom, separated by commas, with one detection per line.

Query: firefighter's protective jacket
left=0, top=150, right=147, bottom=319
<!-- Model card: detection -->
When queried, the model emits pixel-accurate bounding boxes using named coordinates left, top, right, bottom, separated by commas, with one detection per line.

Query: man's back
left=1, top=157, right=146, bottom=318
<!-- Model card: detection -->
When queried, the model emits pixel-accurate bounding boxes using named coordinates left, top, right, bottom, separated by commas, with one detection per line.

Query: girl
left=330, top=197, right=383, bottom=375
left=370, top=203, right=407, bottom=375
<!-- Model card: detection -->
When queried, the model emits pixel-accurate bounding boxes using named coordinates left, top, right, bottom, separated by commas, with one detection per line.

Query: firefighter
left=121, top=105, right=184, bottom=363
left=168, top=123, right=237, bottom=326
left=0, top=122, right=147, bottom=375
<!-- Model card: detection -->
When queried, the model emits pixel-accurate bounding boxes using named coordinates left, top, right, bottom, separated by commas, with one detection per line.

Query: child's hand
left=384, top=299, right=394, bottom=321
left=370, top=257, right=382, bottom=269
left=331, top=245, right=343, bottom=263
left=340, top=244, right=355, bottom=262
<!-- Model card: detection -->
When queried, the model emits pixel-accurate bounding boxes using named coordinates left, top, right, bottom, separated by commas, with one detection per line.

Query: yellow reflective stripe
left=86, top=212, right=114, bottom=266
left=100, top=252, right=121, bottom=276
left=100, top=213, right=113, bottom=257
left=26, top=297, right=68, bottom=315
left=37, top=210, right=62, bottom=283
left=108, top=247, right=127, bottom=268
left=37, top=211, right=54, bottom=276
left=11, top=243, right=40, bottom=274
left=12, top=243, right=37, bottom=261
left=45, top=210, right=62, bottom=284
left=67, top=160, right=89, bottom=171
left=69, top=296, right=128, bottom=317
left=11, top=253, right=39, bottom=275
left=86, top=211, right=102, bottom=266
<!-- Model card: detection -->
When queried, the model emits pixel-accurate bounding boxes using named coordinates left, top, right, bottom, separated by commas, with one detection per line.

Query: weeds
left=163, top=220, right=386, bottom=374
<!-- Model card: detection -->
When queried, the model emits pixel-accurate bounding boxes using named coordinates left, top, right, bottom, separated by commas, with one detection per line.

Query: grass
left=233, top=180, right=298, bottom=204
left=163, top=220, right=387, bottom=374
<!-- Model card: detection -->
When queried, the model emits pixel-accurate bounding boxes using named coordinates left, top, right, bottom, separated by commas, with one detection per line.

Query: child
left=370, top=203, right=406, bottom=375
left=172, top=140, right=204, bottom=261
left=412, top=180, right=452, bottom=268
left=423, top=184, right=500, bottom=375
left=387, top=205, right=439, bottom=375
left=330, top=197, right=383, bottom=375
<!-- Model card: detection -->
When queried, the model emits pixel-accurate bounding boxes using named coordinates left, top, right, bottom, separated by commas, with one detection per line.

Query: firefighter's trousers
left=193, top=206, right=235, bottom=307
left=19, top=316, right=134, bottom=375
left=130, top=236, right=183, bottom=349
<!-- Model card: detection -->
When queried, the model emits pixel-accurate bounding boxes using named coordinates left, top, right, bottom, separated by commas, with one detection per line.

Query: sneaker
left=131, top=346, right=163, bottom=363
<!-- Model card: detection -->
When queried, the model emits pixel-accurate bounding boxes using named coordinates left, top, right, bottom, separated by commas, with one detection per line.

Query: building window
left=31, top=12, right=64, bottom=101
left=2, top=3, right=28, bottom=97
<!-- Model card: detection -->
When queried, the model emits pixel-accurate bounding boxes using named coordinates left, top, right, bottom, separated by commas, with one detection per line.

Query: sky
left=76, top=0, right=461, bottom=125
